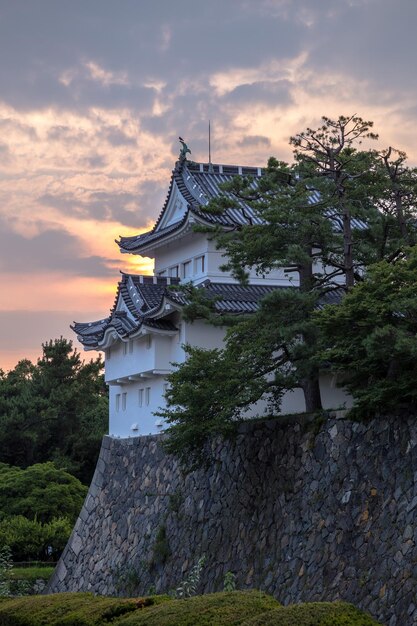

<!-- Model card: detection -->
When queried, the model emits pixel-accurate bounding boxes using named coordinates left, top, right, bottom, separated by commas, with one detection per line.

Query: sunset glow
left=1, top=0, right=417, bottom=370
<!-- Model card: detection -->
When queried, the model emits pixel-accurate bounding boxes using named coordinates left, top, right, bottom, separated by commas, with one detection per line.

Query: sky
left=1, top=0, right=417, bottom=370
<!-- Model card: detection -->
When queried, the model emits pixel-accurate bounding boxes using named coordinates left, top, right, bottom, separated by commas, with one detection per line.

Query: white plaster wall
left=154, top=232, right=209, bottom=279
left=205, top=243, right=296, bottom=286
left=320, top=373, right=352, bottom=410
left=109, top=377, right=168, bottom=438
left=154, top=233, right=294, bottom=286
left=105, top=335, right=174, bottom=382
left=183, top=320, right=225, bottom=351
left=106, top=324, right=352, bottom=438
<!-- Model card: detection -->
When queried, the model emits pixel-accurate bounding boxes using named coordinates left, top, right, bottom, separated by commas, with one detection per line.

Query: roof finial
left=179, top=136, right=191, bottom=161
left=209, top=121, right=211, bottom=164
left=208, top=120, right=213, bottom=173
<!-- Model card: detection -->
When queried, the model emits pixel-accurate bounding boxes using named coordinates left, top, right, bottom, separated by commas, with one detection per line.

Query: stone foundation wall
left=47, top=415, right=417, bottom=625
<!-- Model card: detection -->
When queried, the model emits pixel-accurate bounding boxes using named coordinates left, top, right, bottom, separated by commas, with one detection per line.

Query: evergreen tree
left=317, top=248, right=417, bottom=416
left=0, top=338, right=107, bottom=483
left=162, top=116, right=417, bottom=464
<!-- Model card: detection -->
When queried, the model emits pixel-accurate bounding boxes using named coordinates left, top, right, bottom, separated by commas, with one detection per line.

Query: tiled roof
left=117, top=159, right=366, bottom=254
left=168, top=282, right=283, bottom=313
left=74, top=275, right=346, bottom=349
left=72, top=275, right=180, bottom=348
left=117, top=160, right=265, bottom=253
left=73, top=275, right=284, bottom=348
left=115, top=219, right=188, bottom=252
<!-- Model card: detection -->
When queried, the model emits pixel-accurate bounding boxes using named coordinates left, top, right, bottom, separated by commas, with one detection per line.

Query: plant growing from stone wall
left=175, top=556, right=206, bottom=599
left=113, top=564, right=142, bottom=597
left=150, top=524, right=171, bottom=567
left=223, top=571, right=236, bottom=592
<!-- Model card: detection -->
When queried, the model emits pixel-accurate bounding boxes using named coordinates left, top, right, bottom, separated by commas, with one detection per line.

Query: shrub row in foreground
left=0, top=591, right=382, bottom=625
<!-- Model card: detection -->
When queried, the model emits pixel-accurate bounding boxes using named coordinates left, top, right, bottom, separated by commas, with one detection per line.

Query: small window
left=177, top=323, right=182, bottom=343
left=129, top=340, right=133, bottom=354
left=195, top=255, right=205, bottom=274
left=122, top=392, right=127, bottom=411
left=163, top=382, right=169, bottom=395
left=123, top=342, right=128, bottom=355
left=169, top=265, right=179, bottom=278
left=116, top=394, right=121, bottom=412
left=146, top=335, right=152, bottom=350
left=145, top=387, right=151, bottom=406
left=107, top=348, right=111, bottom=360
left=183, top=260, right=192, bottom=278
left=138, top=388, right=144, bottom=407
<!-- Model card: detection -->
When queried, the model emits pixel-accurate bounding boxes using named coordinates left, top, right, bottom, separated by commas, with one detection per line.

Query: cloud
left=225, top=80, right=293, bottom=107
left=80, top=153, right=108, bottom=169
left=47, top=125, right=88, bottom=144
left=0, top=219, right=114, bottom=277
left=100, top=125, right=137, bottom=147
left=2, top=0, right=417, bottom=375
left=0, top=142, right=10, bottom=159
left=0, top=118, right=38, bottom=140
left=238, top=135, right=272, bottom=148
left=37, top=185, right=163, bottom=229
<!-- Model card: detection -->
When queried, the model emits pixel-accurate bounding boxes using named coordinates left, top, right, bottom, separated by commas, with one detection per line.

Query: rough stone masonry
left=47, top=415, right=417, bottom=626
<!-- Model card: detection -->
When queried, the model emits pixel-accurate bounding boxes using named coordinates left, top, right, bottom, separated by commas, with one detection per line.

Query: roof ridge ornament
left=179, top=136, right=191, bottom=161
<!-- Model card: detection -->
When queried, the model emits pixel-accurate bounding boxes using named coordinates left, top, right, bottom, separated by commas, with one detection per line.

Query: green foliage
left=0, top=547, right=35, bottom=597
left=151, top=525, right=171, bottom=567
left=160, top=343, right=273, bottom=468
left=242, top=600, right=381, bottom=625
left=0, top=338, right=108, bottom=484
left=317, top=248, right=417, bottom=417
left=0, top=461, right=82, bottom=562
left=163, top=115, right=417, bottom=465
left=0, top=592, right=169, bottom=625
left=0, top=591, right=381, bottom=626
left=11, top=565, right=54, bottom=583
left=174, top=556, right=206, bottom=599
left=0, top=516, right=72, bottom=561
left=0, top=546, right=13, bottom=597
left=223, top=571, right=236, bottom=592
left=113, top=566, right=142, bottom=598
left=0, top=462, right=87, bottom=523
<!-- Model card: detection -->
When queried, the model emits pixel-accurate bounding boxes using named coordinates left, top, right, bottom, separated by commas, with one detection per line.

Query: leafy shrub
left=0, top=462, right=87, bottom=524
left=0, top=592, right=382, bottom=626
left=0, top=592, right=169, bottom=625
left=0, top=546, right=12, bottom=597
left=0, top=515, right=72, bottom=561
left=242, top=600, right=381, bottom=625
left=117, top=590, right=280, bottom=625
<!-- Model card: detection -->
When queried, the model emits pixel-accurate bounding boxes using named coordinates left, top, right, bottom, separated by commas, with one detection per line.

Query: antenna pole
left=209, top=120, right=211, bottom=165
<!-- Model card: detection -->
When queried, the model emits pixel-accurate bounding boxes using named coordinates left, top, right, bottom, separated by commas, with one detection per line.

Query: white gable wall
left=158, top=180, right=188, bottom=229
left=154, top=232, right=294, bottom=286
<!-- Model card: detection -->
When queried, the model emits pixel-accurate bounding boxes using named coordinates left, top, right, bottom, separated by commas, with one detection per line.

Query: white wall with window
left=109, top=377, right=169, bottom=438
left=107, top=316, right=352, bottom=438
left=154, top=231, right=291, bottom=286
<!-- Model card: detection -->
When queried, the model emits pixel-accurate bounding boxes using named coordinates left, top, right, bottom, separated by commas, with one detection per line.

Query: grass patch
left=242, top=600, right=381, bottom=625
left=0, top=592, right=382, bottom=626
left=0, top=592, right=169, bottom=625
left=119, top=590, right=279, bottom=625
left=11, top=566, right=55, bottom=583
